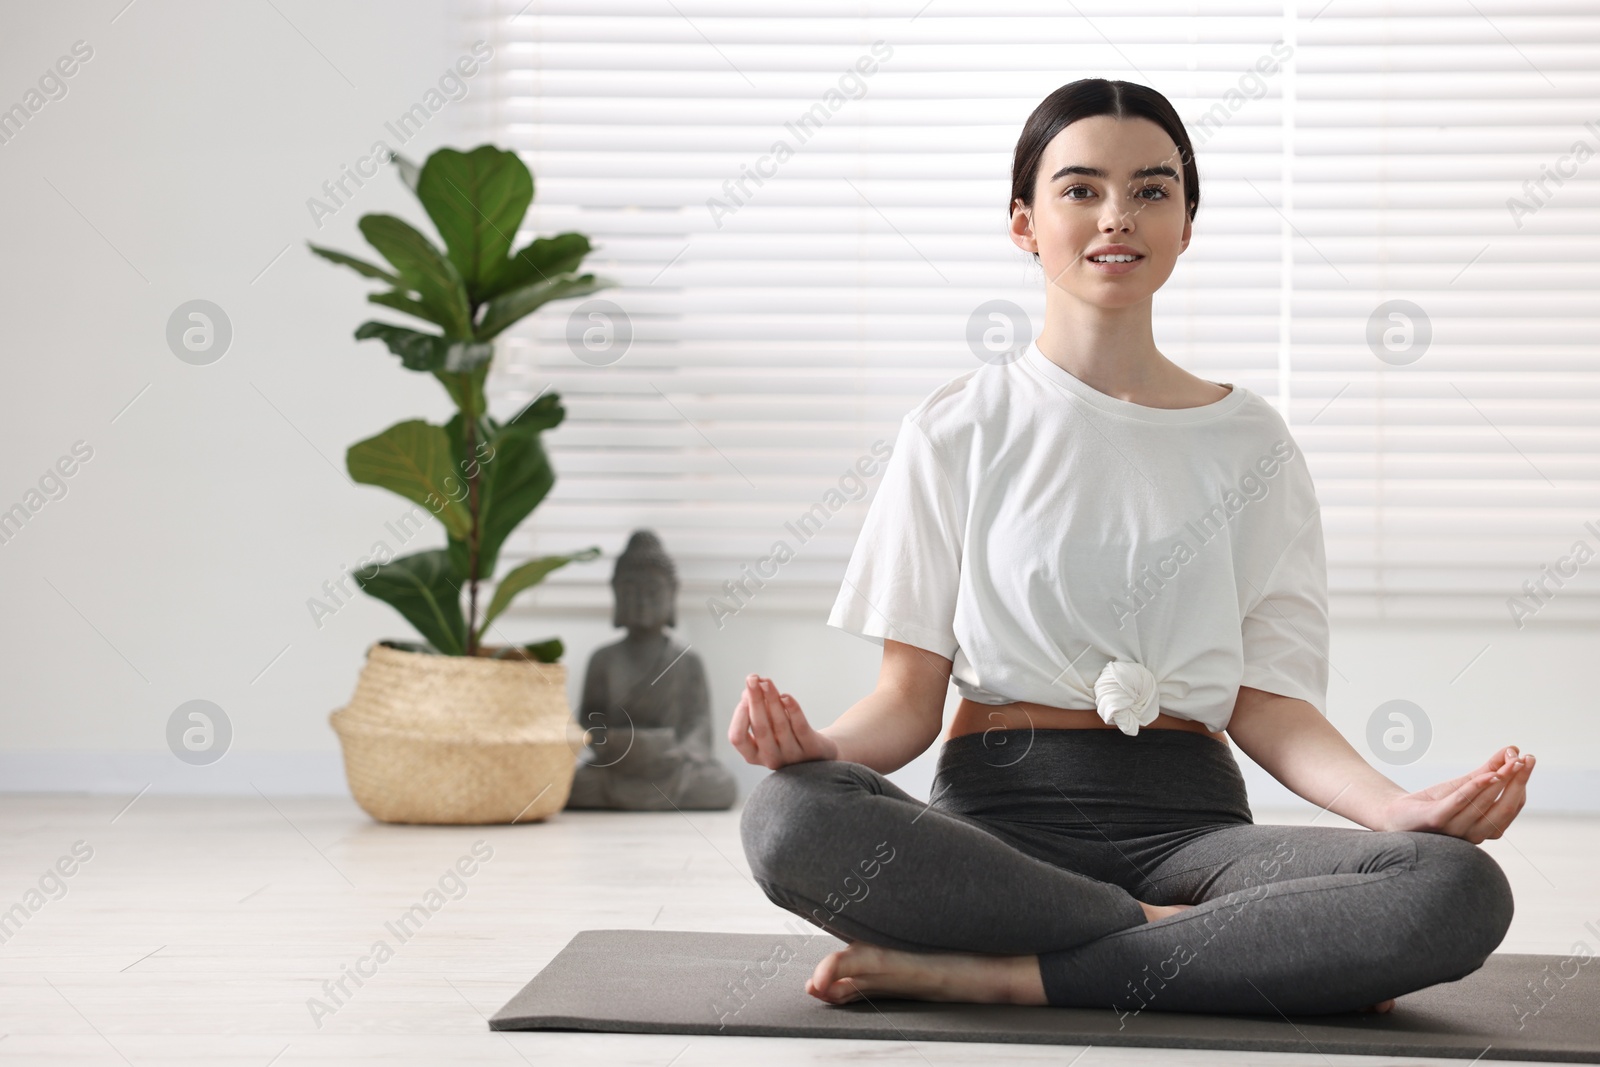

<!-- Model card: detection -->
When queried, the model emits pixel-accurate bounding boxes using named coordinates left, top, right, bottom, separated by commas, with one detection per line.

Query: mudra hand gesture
left=729, top=674, right=839, bottom=769
left=1379, top=746, right=1534, bottom=844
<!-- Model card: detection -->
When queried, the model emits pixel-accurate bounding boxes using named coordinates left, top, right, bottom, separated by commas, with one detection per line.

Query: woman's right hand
left=729, top=673, right=839, bottom=769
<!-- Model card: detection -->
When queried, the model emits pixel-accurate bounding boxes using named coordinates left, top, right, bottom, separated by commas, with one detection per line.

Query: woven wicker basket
left=329, top=641, right=589, bottom=825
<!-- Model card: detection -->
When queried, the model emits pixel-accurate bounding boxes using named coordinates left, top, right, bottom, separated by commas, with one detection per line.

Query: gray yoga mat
left=490, top=928, right=1600, bottom=1062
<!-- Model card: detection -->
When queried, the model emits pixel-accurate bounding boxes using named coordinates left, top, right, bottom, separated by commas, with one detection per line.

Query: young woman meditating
left=730, top=78, right=1532, bottom=1017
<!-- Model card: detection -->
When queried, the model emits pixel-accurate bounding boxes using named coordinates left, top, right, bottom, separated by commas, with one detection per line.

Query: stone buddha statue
left=564, top=530, right=738, bottom=811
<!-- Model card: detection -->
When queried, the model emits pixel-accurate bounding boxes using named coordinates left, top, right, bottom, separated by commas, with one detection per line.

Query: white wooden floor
left=1, top=792, right=1594, bottom=1066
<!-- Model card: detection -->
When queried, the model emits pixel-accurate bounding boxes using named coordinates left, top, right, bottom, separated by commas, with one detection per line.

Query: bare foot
left=807, top=941, right=1048, bottom=1006
left=806, top=938, right=1399, bottom=1015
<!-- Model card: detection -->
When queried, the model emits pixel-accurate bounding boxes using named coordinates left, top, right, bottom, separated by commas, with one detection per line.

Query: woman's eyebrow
left=1050, top=164, right=1180, bottom=182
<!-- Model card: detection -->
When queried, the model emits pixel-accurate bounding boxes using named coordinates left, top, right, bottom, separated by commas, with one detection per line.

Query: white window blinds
left=472, top=1, right=1600, bottom=625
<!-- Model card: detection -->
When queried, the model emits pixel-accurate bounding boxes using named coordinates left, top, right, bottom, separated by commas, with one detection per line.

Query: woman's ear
left=1009, top=199, right=1038, bottom=255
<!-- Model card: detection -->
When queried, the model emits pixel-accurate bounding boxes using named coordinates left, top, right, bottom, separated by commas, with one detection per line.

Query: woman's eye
left=1063, top=185, right=1170, bottom=200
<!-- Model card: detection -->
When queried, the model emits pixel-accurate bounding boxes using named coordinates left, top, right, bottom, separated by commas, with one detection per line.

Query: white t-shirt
left=826, top=339, right=1329, bottom=735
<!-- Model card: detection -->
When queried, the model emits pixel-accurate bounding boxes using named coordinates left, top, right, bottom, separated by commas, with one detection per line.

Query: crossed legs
left=739, top=757, right=1515, bottom=1015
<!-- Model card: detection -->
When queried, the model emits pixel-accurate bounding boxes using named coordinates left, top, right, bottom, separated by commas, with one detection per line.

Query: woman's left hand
left=1377, top=746, right=1534, bottom=843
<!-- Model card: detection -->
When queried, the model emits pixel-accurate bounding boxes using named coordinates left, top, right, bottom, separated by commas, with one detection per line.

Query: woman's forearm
left=1226, top=687, right=1406, bottom=830
left=820, top=686, right=943, bottom=775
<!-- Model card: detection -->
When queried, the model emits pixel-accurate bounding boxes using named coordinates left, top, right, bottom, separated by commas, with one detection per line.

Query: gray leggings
left=739, top=727, right=1515, bottom=1016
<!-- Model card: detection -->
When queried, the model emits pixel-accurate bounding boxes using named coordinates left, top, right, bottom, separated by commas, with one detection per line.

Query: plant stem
left=463, top=374, right=483, bottom=655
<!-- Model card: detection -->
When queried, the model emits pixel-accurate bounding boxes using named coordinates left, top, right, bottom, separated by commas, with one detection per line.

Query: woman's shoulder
left=1222, top=387, right=1313, bottom=463
left=1216, top=390, right=1323, bottom=518
left=902, top=359, right=1017, bottom=448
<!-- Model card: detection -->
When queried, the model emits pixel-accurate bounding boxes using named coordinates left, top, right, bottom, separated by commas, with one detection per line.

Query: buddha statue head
left=611, top=529, right=677, bottom=632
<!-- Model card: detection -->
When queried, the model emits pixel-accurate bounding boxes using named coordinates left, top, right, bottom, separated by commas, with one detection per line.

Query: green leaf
left=445, top=409, right=498, bottom=458
left=355, top=549, right=466, bottom=655
left=521, top=638, right=563, bottom=664
left=347, top=420, right=474, bottom=541
left=443, top=411, right=561, bottom=582
left=353, top=322, right=486, bottom=376
left=441, top=408, right=499, bottom=582
left=353, top=321, right=448, bottom=372
left=378, top=638, right=437, bottom=655
left=476, top=547, right=602, bottom=638
left=442, top=408, right=498, bottom=495
left=504, top=391, right=565, bottom=434
left=307, top=243, right=401, bottom=285
left=432, top=365, right=491, bottom=425
left=476, top=272, right=611, bottom=341
left=358, top=214, right=474, bottom=338
left=480, top=233, right=593, bottom=302
left=415, top=145, right=534, bottom=304
left=368, top=289, right=453, bottom=331
left=483, top=639, right=564, bottom=663
left=390, top=151, right=422, bottom=193
left=476, top=422, right=557, bottom=578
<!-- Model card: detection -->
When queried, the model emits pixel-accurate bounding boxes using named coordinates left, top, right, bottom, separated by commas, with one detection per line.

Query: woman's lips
left=1086, top=255, right=1144, bottom=275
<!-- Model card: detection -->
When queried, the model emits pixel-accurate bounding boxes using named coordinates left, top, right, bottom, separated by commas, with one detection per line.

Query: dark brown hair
left=1009, top=79, right=1200, bottom=252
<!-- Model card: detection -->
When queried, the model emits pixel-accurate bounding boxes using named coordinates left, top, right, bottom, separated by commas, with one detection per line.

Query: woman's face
left=1010, top=114, right=1192, bottom=309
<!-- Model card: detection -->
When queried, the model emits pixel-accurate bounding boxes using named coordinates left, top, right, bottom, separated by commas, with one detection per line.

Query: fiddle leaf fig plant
left=309, top=144, right=613, bottom=659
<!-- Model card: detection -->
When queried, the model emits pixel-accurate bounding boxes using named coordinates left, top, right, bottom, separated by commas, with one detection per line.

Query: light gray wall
left=2, top=3, right=1595, bottom=814
left=1, top=1, right=498, bottom=771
